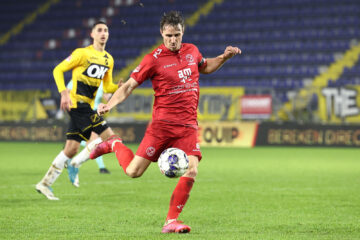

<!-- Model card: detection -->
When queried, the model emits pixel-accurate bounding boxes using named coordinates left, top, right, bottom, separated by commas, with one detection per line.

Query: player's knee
left=64, top=147, right=77, bottom=158
left=126, top=167, right=143, bottom=178
left=185, top=166, right=198, bottom=178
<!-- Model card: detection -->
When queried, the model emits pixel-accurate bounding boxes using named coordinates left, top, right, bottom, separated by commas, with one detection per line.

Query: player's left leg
left=125, top=155, right=152, bottom=178
left=161, top=155, right=198, bottom=233
left=66, top=137, right=102, bottom=187
left=70, top=132, right=102, bottom=168
left=90, top=134, right=152, bottom=177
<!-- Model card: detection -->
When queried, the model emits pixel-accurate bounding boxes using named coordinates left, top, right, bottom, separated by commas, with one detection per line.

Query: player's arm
left=98, top=54, right=153, bottom=115
left=53, top=49, right=83, bottom=111
left=102, top=61, right=118, bottom=93
left=97, top=78, right=139, bottom=115
left=200, top=46, right=241, bottom=74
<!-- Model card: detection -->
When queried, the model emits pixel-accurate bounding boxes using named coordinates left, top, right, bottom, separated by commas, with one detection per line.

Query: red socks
left=113, top=142, right=134, bottom=173
left=166, top=176, right=195, bottom=221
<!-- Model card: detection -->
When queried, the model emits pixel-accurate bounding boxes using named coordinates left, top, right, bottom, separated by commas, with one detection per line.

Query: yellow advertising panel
left=0, top=90, right=50, bottom=121
left=198, top=87, right=245, bottom=121
left=107, top=87, right=245, bottom=122
left=107, top=88, right=154, bottom=121
left=198, top=121, right=258, bottom=147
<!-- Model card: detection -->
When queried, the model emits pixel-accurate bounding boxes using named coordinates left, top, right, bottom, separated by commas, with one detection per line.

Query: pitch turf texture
left=0, top=142, right=359, bottom=240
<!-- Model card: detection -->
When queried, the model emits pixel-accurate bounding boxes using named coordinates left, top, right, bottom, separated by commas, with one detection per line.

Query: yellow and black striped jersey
left=53, top=45, right=118, bottom=109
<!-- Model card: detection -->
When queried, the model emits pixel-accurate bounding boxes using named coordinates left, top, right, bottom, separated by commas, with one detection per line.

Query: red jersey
left=131, top=43, right=207, bottom=126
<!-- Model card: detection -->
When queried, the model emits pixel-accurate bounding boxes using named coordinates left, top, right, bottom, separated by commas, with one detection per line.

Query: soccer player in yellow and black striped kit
left=36, top=21, right=120, bottom=200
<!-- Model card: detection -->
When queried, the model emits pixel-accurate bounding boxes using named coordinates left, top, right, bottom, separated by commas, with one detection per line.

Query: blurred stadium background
left=1, top=0, right=360, bottom=147
left=1, top=0, right=360, bottom=239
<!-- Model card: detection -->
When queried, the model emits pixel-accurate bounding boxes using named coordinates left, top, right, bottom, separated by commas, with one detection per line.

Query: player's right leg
left=96, top=156, right=110, bottom=174
left=36, top=140, right=80, bottom=200
left=90, top=135, right=151, bottom=177
left=70, top=132, right=102, bottom=168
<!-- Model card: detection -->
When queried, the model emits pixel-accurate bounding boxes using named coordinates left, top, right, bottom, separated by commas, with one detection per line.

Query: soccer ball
left=158, top=148, right=189, bottom=178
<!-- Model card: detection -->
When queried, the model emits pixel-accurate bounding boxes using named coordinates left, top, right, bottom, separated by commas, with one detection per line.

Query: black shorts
left=66, top=103, right=109, bottom=142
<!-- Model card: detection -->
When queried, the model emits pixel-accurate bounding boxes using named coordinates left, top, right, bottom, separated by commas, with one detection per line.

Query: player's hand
left=223, top=46, right=241, bottom=60
left=60, top=90, right=72, bottom=111
left=97, top=103, right=110, bottom=115
left=117, top=77, right=124, bottom=88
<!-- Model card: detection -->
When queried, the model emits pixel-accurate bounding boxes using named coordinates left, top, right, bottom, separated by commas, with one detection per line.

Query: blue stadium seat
left=0, top=0, right=359, bottom=103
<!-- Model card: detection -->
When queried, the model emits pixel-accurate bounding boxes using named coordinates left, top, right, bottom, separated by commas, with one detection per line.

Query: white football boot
left=35, top=182, right=59, bottom=200
left=73, top=173, right=80, bottom=188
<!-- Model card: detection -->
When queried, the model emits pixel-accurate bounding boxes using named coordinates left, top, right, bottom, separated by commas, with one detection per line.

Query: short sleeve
left=130, top=54, right=154, bottom=85
left=196, top=47, right=207, bottom=70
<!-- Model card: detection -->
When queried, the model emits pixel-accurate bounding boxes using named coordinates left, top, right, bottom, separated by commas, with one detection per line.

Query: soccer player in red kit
left=91, top=11, right=241, bottom=233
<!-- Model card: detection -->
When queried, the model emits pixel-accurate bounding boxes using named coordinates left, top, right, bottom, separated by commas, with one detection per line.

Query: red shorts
left=136, top=121, right=202, bottom=162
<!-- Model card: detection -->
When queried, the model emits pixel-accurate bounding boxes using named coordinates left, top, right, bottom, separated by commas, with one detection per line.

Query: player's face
left=91, top=24, right=109, bottom=45
left=161, top=24, right=184, bottom=52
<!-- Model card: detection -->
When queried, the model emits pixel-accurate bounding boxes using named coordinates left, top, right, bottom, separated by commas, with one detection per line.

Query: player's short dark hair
left=92, top=20, right=107, bottom=30
left=160, top=11, right=184, bottom=31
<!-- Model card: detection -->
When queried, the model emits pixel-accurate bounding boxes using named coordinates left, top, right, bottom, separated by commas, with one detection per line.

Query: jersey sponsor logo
left=153, top=48, right=162, bottom=59
left=178, top=68, right=192, bottom=83
left=169, top=82, right=198, bottom=95
left=83, top=63, right=109, bottom=79
left=146, top=146, right=156, bottom=157
left=163, top=63, right=177, bottom=69
left=186, top=54, right=195, bottom=65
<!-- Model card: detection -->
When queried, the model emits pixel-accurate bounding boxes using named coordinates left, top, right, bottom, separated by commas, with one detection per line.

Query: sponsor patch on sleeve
left=133, top=65, right=141, bottom=73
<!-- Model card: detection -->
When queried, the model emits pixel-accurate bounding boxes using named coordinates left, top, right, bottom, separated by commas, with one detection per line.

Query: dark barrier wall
left=0, top=121, right=148, bottom=143
left=256, top=122, right=360, bottom=147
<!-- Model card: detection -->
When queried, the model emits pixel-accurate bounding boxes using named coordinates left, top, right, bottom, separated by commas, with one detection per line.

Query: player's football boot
left=99, top=168, right=111, bottom=174
left=90, top=135, right=122, bottom=159
left=66, top=159, right=79, bottom=187
left=161, top=220, right=191, bottom=233
left=73, top=172, right=80, bottom=187
left=35, top=183, right=59, bottom=200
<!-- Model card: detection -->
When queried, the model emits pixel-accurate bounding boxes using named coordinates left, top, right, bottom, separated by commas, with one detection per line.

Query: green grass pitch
left=0, top=142, right=359, bottom=240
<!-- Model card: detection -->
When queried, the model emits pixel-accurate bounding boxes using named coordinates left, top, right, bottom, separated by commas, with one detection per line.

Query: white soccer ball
left=158, top=148, right=189, bottom=178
